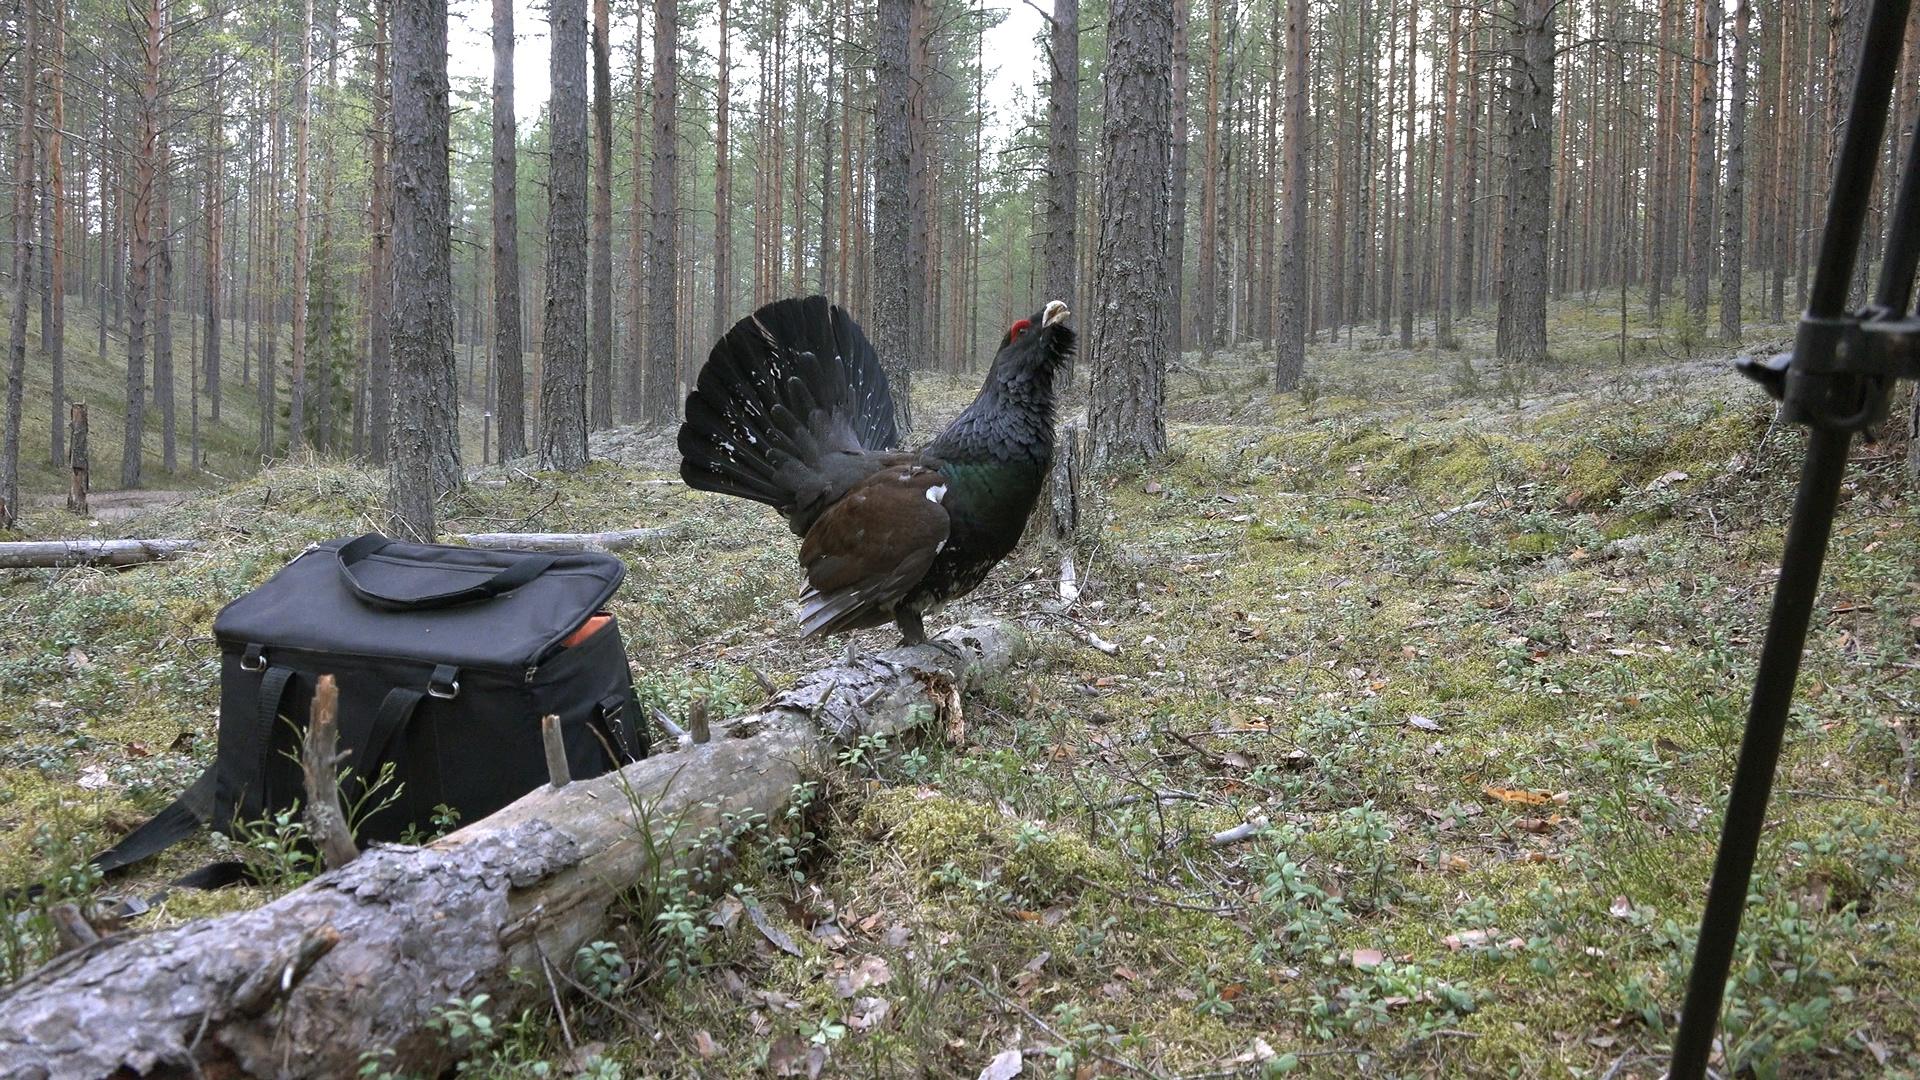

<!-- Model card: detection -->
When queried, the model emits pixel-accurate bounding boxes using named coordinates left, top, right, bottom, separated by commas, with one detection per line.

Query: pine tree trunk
left=540, top=0, right=591, bottom=466
left=388, top=0, right=461, bottom=536
left=1399, top=0, right=1418, bottom=348
left=1435, top=0, right=1459, bottom=348
left=125, top=0, right=159, bottom=488
left=201, top=7, right=221, bottom=430
left=590, top=0, right=614, bottom=431
left=1721, top=0, right=1748, bottom=340
left=1, top=0, right=35, bottom=527
left=1168, top=0, right=1189, bottom=355
left=487, top=0, right=521, bottom=459
left=155, top=111, right=175, bottom=474
left=1500, top=0, right=1553, bottom=365
left=1686, top=0, right=1720, bottom=323
left=1273, top=0, right=1307, bottom=388
left=289, top=0, right=312, bottom=446
left=368, top=0, right=393, bottom=463
left=641, top=0, right=679, bottom=425
left=1088, top=0, right=1173, bottom=467
left=713, top=0, right=731, bottom=341
left=46, top=0, right=66, bottom=466
left=1045, top=0, right=1079, bottom=313
left=872, top=0, right=915, bottom=431
left=624, top=26, right=644, bottom=424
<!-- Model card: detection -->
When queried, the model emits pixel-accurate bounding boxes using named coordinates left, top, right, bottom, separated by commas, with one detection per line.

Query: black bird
left=678, top=295, right=1075, bottom=645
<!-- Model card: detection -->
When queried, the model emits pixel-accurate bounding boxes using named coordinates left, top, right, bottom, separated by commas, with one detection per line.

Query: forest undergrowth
left=2, top=300, right=1917, bottom=1078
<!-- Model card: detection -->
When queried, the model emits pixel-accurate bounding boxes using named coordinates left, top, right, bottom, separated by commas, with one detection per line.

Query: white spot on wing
left=925, top=484, right=947, bottom=504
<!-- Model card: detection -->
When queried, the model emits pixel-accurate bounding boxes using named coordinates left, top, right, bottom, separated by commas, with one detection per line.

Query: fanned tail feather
left=678, top=297, right=900, bottom=534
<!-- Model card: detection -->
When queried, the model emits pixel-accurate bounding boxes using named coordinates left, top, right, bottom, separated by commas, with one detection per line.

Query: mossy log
left=0, top=622, right=1019, bottom=1080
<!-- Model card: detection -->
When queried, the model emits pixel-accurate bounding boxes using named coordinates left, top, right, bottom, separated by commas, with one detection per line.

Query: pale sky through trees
left=446, top=0, right=1048, bottom=136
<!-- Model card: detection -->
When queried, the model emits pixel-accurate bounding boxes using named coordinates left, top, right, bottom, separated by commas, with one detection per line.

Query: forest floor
left=3, top=298, right=1919, bottom=1078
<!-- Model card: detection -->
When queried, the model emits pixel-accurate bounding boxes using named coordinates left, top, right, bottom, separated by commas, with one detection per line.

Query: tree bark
left=540, top=0, right=591, bottom=468
left=1045, top=0, right=1079, bottom=314
left=1686, top=0, right=1720, bottom=323
left=124, top=0, right=160, bottom=488
left=642, top=0, right=680, bottom=425
left=1435, top=0, right=1459, bottom=347
left=388, top=0, right=461, bottom=537
left=488, top=0, right=522, bottom=461
left=0, top=624, right=1019, bottom=1079
left=1272, top=0, right=1308, bottom=390
left=1498, top=0, right=1553, bottom=365
left=1088, top=0, right=1174, bottom=467
left=590, top=0, right=614, bottom=431
left=1721, top=0, right=1748, bottom=340
left=46, top=0, right=67, bottom=466
left=201, top=4, right=222, bottom=430
left=1, top=0, right=35, bottom=528
left=713, top=0, right=732, bottom=342
left=367, top=0, right=393, bottom=465
left=1168, top=0, right=1189, bottom=355
left=289, top=0, right=313, bottom=447
left=872, top=0, right=915, bottom=432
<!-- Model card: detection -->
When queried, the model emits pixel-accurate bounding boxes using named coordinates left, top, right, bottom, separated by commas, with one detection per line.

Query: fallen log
left=0, top=621, right=1019, bottom=1080
left=449, top=524, right=684, bottom=552
left=0, top=538, right=204, bottom=569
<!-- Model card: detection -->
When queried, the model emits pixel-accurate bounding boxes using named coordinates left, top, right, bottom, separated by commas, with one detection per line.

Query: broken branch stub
left=0, top=621, right=1020, bottom=1080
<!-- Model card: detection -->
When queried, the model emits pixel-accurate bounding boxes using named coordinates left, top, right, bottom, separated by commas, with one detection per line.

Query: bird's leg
left=895, top=609, right=928, bottom=648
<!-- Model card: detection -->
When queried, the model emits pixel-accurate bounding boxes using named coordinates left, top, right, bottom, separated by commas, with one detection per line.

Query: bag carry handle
left=337, top=533, right=559, bottom=611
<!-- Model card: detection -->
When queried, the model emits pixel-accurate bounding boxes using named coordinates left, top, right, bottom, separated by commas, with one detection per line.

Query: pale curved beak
left=1042, top=300, right=1071, bottom=327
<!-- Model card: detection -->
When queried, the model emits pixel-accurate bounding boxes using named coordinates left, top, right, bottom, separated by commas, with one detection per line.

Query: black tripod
left=1669, top=0, right=1920, bottom=1075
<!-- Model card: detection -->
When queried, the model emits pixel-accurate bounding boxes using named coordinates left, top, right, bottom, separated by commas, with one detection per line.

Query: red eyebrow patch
left=1009, top=318, right=1032, bottom=339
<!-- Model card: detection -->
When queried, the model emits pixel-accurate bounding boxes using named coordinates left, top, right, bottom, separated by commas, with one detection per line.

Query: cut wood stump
left=0, top=621, right=1020, bottom=1079
left=0, top=538, right=204, bottom=570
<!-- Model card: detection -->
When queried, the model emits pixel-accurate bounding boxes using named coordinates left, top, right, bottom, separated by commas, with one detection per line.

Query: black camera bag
left=92, top=533, right=649, bottom=882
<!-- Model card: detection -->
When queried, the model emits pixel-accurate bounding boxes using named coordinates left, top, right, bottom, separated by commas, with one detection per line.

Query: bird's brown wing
left=795, top=464, right=951, bottom=637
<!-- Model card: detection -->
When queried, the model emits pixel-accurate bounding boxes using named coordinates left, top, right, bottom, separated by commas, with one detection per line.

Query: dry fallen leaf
left=1609, top=895, right=1635, bottom=919
left=693, top=1030, right=721, bottom=1059
left=831, top=954, right=893, bottom=998
left=747, top=902, right=802, bottom=957
left=1483, top=786, right=1552, bottom=806
left=848, top=996, right=892, bottom=1031
left=978, top=1048, right=1023, bottom=1080
left=1351, top=948, right=1386, bottom=969
left=1405, top=713, right=1441, bottom=732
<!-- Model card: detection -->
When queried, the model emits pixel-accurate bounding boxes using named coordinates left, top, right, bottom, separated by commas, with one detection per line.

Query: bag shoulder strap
left=337, top=533, right=559, bottom=611
left=90, top=765, right=218, bottom=876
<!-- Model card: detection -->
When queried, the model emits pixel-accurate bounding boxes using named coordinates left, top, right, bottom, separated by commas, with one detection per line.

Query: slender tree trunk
left=1168, top=0, right=1189, bottom=354
left=368, top=0, right=393, bottom=463
left=624, top=27, right=644, bottom=424
left=1, top=0, right=36, bottom=526
left=1721, top=0, right=1748, bottom=340
left=1273, top=0, right=1307, bottom=389
left=125, top=0, right=160, bottom=488
left=641, top=0, right=680, bottom=425
left=155, top=101, right=175, bottom=474
left=488, top=0, right=522, bottom=459
left=202, top=5, right=222, bottom=428
left=590, top=0, right=614, bottom=431
left=1686, top=0, right=1720, bottom=322
left=1399, top=0, right=1418, bottom=348
left=1088, top=0, right=1174, bottom=467
left=713, top=0, right=731, bottom=339
left=290, top=0, right=313, bottom=446
left=46, top=0, right=66, bottom=466
left=1045, top=0, right=1079, bottom=312
left=872, top=0, right=914, bottom=430
left=904, top=0, right=932, bottom=370
left=1458, top=7, right=1480, bottom=315
left=389, top=0, right=462, bottom=535
left=1435, top=0, right=1459, bottom=347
